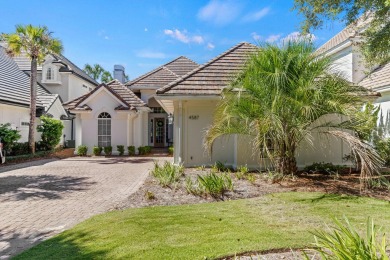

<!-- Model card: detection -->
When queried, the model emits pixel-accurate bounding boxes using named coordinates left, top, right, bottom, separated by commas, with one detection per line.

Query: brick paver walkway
left=0, top=156, right=167, bottom=259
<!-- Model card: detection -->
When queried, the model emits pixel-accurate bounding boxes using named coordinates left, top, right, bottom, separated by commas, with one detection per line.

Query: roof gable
left=156, top=42, right=257, bottom=96
left=64, top=80, right=146, bottom=111
left=126, top=56, right=198, bottom=88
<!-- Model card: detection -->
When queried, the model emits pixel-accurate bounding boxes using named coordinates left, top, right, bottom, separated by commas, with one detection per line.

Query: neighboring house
left=1, top=42, right=100, bottom=146
left=63, top=56, right=198, bottom=154
left=0, top=46, right=67, bottom=143
left=316, top=23, right=390, bottom=136
left=156, top=42, right=349, bottom=168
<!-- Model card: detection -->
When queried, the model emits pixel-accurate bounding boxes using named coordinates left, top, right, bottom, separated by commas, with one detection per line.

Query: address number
left=189, top=115, right=199, bottom=120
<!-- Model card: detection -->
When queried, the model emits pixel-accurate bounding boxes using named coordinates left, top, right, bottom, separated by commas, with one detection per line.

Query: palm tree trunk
left=276, top=155, right=297, bottom=175
left=29, top=57, right=37, bottom=154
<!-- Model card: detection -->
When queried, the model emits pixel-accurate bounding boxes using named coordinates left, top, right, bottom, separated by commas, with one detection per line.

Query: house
left=316, top=22, right=390, bottom=135
left=64, top=56, right=198, bottom=154
left=156, top=42, right=350, bottom=168
left=5, top=44, right=99, bottom=146
left=0, top=46, right=67, bottom=143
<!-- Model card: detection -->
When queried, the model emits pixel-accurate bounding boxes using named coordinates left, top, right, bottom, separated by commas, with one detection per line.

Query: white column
left=177, top=100, right=183, bottom=164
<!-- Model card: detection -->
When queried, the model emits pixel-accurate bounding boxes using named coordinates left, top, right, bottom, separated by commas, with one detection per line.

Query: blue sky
left=0, top=0, right=344, bottom=80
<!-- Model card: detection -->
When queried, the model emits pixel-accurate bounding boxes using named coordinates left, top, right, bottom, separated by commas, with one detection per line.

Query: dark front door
left=154, top=118, right=165, bottom=147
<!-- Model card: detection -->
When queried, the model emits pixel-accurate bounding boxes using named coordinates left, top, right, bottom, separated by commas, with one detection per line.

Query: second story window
left=46, top=67, right=53, bottom=80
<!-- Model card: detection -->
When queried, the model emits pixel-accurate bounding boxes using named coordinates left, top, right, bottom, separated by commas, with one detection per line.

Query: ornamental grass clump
left=303, top=217, right=389, bottom=260
left=197, top=172, right=233, bottom=199
left=151, top=161, right=184, bottom=188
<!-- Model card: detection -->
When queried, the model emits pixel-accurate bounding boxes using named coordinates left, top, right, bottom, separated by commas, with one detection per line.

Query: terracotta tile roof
left=125, top=56, right=198, bottom=88
left=359, top=62, right=390, bottom=90
left=156, top=42, right=257, bottom=96
left=64, top=79, right=146, bottom=111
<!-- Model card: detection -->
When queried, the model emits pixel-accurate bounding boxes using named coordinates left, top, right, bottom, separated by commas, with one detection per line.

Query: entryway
left=154, top=118, right=165, bottom=147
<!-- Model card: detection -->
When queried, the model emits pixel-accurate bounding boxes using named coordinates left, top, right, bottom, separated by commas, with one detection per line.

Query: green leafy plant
left=37, top=115, right=64, bottom=150
left=368, top=175, right=390, bottom=190
left=92, top=146, right=102, bottom=156
left=0, top=123, right=21, bottom=153
left=145, top=146, right=152, bottom=154
left=235, top=165, right=249, bottom=180
left=168, top=146, right=174, bottom=155
left=77, top=145, right=88, bottom=156
left=117, top=145, right=125, bottom=156
left=145, top=190, right=156, bottom=200
left=303, top=217, right=389, bottom=260
left=374, top=138, right=390, bottom=167
left=128, top=146, right=135, bottom=156
left=150, top=161, right=184, bottom=188
left=212, top=161, right=229, bottom=172
left=9, top=142, right=29, bottom=156
left=262, top=171, right=284, bottom=184
left=104, top=146, right=112, bottom=156
left=197, top=172, right=233, bottom=199
left=304, top=162, right=344, bottom=175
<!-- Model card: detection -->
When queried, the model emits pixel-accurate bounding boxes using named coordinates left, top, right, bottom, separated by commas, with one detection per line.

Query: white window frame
left=98, top=112, right=111, bottom=147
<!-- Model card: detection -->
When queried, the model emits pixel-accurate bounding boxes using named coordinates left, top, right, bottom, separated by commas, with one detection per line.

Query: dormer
left=41, top=57, right=62, bottom=84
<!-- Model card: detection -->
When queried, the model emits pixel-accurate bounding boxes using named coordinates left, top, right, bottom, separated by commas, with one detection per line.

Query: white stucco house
left=0, top=46, right=67, bottom=143
left=63, top=57, right=199, bottom=154
left=4, top=43, right=99, bottom=147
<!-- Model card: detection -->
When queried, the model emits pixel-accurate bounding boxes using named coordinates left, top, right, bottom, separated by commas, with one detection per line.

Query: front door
left=154, top=118, right=165, bottom=147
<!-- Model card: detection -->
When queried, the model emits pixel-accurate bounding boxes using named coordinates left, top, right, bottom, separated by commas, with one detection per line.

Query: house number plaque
left=189, top=115, right=199, bottom=120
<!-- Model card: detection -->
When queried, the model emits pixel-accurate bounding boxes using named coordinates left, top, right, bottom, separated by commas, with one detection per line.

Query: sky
left=0, top=0, right=345, bottom=80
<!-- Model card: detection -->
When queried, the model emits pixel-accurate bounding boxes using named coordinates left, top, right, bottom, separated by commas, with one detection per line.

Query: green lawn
left=15, top=192, right=390, bottom=260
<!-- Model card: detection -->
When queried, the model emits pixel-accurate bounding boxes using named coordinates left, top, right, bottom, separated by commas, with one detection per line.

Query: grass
left=14, top=192, right=390, bottom=260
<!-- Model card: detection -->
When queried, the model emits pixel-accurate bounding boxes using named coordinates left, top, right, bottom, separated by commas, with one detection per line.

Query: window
left=98, top=112, right=111, bottom=147
left=151, top=107, right=165, bottom=113
left=46, top=67, right=53, bottom=80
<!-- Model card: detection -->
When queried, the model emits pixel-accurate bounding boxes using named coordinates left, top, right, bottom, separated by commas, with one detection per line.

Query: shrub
left=138, top=146, right=145, bottom=155
left=104, top=146, right=112, bottom=156
left=128, top=146, right=135, bottom=156
left=145, top=146, right=152, bottom=154
left=303, top=217, right=389, bottom=260
left=151, top=161, right=184, bottom=188
left=9, top=142, right=29, bottom=156
left=37, top=116, right=64, bottom=150
left=197, top=172, right=233, bottom=198
left=368, top=175, right=390, bottom=190
left=304, top=162, right=343, bottom=175
left=0, top=123, right=21, bottom=153
left=168, top=146, right=174, bottom=155
left=235, top=165, right=249, bottom=180
left=117, top=145, right=125, bottom=156
left=77, top=145, right=88, bottom=156
left=92, top=146, right=102, bottom=156
left=374, top=137, right=390, bottom=166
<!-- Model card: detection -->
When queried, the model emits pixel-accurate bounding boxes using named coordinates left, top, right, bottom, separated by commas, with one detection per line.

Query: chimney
left=113, top=65, right=125, bottom=83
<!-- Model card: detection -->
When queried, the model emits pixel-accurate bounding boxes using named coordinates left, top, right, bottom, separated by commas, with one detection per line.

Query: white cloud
left=144, top=28, right=148, bottom=32
left=282, top=31, right=317, bottom=42
left=266, top=34, right=282, bottom=43
left=136, top=50, right=167, bottom=59
left=206, top=43, right=215, bottom=50
left=251, top=32, right=262, bottom=41
left=242, top=7, right=270, bottom=22
left=104, top=36, right=109, bottom=40
left=164, top=29, right=205, bottom=45
left=98, top=30, right=109, bottom=40
left=198, top=0, right=242, bottom=25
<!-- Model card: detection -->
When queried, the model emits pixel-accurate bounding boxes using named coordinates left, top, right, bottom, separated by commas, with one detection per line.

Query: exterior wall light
left=168, top=113, right=174, bottom=125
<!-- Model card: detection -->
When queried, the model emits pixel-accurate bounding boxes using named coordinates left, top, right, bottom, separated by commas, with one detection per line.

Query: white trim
left=318, top=41, right=352, bottom=58
left=79, top=87, right=128, bottom=108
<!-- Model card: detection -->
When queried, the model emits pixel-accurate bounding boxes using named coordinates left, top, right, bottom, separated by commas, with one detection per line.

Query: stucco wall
left=330, top=46, right=353, bottom=82
left=68, top=74, right=94, bottom=102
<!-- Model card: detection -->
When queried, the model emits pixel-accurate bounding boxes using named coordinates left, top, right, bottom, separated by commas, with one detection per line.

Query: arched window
left=46, top=67, right=53, bottom=80
left=98, top=112, right=111, bottom=147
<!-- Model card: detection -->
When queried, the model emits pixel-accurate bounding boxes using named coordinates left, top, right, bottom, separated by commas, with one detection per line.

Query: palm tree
left=101, top=70, right=113, bottom=83
left=4, top=25, right=63, bottom=154
left=205, top=41, right=381, bottom=185
left=83, top=64, right=104, bottom=80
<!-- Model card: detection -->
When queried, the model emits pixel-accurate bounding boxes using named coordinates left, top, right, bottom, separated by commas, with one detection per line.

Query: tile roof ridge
left=107, top=79, right=147, bottom=107
left=125, top=56, right=199, bottom=86
left=156, top=42, right=254, bottom=94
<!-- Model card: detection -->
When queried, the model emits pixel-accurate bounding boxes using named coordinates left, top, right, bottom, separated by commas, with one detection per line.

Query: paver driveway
left=0, top=156, right=167, bottom=259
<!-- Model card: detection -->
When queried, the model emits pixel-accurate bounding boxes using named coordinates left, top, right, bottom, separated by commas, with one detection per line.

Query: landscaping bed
left=1, top=148, right=75, bottom=166
left=119, top=164, right=390, bottom=210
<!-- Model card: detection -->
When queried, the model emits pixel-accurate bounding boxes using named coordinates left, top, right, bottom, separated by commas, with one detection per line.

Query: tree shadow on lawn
left=11, top=230, right=110, bottom=260
left=0, top=174, right=96, bottom=201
